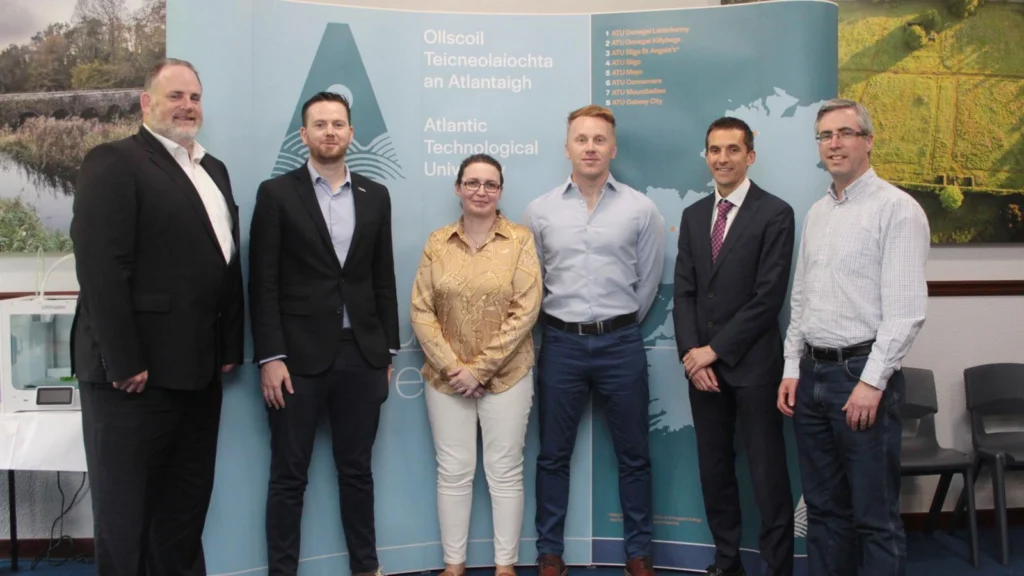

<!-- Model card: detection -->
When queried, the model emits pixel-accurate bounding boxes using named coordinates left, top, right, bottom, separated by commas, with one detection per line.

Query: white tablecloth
left=0, top=409, right=86, bottom=472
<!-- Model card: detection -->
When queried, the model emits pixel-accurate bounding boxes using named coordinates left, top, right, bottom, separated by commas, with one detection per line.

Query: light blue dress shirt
left=309, top=161, right=355, bottom=328
left=523, top=173, right=666, bottom=323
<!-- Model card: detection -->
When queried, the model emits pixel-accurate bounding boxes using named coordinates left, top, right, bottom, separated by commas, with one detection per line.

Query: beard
left=308, top=142, right=348, bottom=165
left=151, top=116, right=201, bottom=145
left=165, top=124, right=200, bottom=143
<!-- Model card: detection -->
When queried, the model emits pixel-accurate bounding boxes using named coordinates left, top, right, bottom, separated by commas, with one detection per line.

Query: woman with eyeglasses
left=411, top=153, right=542, bottom=576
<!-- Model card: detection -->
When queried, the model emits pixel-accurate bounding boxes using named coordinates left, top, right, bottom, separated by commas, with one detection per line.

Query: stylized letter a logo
left=270, top=23, right=403, bottom=182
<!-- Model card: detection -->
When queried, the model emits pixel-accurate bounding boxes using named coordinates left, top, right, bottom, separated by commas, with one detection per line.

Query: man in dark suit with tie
left=248, top=91, right=400, bottom=576
left=672, top=117, right=797, bottom=576
left=71, top=58, right=243, bottom=575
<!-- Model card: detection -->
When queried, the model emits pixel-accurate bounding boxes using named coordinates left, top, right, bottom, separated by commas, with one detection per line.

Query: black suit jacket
left=672, top=181, right=795, bottom=387
left=70, top=127, right=245, bottom=389
left=248, top=165, right=400, bottom=375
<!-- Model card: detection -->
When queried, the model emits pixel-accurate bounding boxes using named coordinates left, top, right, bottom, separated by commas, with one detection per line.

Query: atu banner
left=167, top=1, right=837, bottom=575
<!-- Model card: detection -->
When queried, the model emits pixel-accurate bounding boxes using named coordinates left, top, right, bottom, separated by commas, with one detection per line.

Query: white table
left=0, top=409, right=86, bottom=571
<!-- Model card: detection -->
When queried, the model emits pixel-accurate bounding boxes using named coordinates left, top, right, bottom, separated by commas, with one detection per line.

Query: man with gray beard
left=72, top=58, right=244, bottom=575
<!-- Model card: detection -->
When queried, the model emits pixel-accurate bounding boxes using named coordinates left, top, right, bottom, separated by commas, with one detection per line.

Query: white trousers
left=424, top=372, right=534, bottom=566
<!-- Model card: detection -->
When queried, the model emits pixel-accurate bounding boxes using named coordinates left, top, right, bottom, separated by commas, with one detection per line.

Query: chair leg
left=928, top=473, right=953, bottom=533
left=992, top=454, right=1009, bottom=566
left=964, top=467, right=979, bottom=568
left=952, top=458, right=982, bottom=529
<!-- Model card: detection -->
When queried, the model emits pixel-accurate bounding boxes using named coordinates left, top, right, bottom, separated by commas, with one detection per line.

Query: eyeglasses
left=460, top=180, right=501, bottom=193
left=815, top=128, right=868, bottom=143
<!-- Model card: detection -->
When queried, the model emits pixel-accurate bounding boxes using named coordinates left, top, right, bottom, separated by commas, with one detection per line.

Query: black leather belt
left=805, top=340, right=875, bottom=362
left=542, top=312, right=637, bottom=336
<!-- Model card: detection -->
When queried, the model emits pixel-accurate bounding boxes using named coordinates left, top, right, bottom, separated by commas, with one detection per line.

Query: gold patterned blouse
left=410, top=213, right=542, bottom=395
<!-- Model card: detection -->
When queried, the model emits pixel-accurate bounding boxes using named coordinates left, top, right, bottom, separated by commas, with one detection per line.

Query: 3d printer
left=0, top=295, right=80, bottom=413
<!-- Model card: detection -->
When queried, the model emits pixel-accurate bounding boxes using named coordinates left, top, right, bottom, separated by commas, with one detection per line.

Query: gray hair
left=144, top=58, right=201, bottom=91
left=814, top=98, right=874, bottom=135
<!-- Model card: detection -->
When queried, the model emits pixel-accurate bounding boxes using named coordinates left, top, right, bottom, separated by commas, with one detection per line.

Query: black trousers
left=265, top=333, right=389, bottom=576
left=80, top=380, right=222, bottom=576
left=690, top=379, right=795, bottom=576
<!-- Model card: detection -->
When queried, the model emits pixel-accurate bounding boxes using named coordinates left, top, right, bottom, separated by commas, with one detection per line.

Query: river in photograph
left=0, top=152, right=74, bottom=233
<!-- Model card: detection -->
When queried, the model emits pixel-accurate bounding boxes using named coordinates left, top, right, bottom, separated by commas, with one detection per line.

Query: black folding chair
left=899, top=367, right=979, bottom=567
left=953, top=363, right=1024, bottom=566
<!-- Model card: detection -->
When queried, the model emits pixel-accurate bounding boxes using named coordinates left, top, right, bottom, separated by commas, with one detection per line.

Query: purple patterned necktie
left=710, top=199, right=733, bottom=263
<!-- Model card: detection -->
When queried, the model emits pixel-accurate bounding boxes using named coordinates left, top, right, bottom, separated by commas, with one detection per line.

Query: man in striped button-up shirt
left=777, top=99, right=930, bottom=576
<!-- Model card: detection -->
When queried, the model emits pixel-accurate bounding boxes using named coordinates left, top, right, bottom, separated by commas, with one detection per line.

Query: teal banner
left=167, top=1, right=837, bottom=574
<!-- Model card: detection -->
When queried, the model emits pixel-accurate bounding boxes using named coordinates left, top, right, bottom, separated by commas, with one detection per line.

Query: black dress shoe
left=705, top=565, right=745, bottom=576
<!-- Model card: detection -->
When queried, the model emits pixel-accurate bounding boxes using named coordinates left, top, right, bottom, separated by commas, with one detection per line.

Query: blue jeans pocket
left=842, top=355, right=868, bottom=381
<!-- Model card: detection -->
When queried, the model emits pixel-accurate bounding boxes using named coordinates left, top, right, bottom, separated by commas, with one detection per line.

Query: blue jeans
left=794, top=354, right=906, bottom=576
left=534, top=323, right=652, bottom=559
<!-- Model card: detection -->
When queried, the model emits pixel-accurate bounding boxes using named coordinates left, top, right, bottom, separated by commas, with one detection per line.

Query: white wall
left=0, top=254, right=80, bottom=295
left=0, top=470, right=93, bottom=539
left=899, top=245, right=1024, bottom=513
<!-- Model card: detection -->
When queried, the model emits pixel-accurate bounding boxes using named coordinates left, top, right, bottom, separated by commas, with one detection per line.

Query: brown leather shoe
left=537, top=554, right=567, bottom=576
left=625, top=556, right=655, bottom=576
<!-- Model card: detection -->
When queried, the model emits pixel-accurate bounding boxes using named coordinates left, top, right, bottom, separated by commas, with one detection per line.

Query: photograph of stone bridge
left=0, top=0, right=165, bottom=253
left=0, top=89, right=141, bottom=128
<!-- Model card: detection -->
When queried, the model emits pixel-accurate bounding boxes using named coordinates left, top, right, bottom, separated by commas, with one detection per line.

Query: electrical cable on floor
left=31, top=471, right=93, bottom=568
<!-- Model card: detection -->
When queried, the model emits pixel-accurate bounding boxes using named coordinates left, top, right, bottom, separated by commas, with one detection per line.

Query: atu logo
left=794, top=495, right=807, bottom=538
left=271, top=23, right=404, bottom=182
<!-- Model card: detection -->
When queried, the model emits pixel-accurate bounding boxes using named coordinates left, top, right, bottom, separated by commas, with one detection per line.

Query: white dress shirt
left=144, top=124, right=235, bottom=262
left=782, top=168, right=930, bottom=391
left=710, top=177, right=751, bottom=241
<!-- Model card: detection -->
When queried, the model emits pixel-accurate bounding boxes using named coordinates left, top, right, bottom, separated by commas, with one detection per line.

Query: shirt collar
left=561, top=172, right=620, bottom=195
left=714, top=177, right=751, bottom=208
left=828, top=167, right=876, bottom=203
left=307, top=159, right=351, bottom=193
left=144, top=123, right=205, bottom=163
left=448, top=211, right=513, bottom=246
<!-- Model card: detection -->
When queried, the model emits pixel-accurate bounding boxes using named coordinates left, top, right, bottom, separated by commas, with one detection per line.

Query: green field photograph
left=838, top=0, right=1024, bottom=243
left=0, top=0, right=165, bottom=253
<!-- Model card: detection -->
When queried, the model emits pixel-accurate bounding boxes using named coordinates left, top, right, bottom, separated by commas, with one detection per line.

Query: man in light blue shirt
left=524, top=104, right=665, bottom=576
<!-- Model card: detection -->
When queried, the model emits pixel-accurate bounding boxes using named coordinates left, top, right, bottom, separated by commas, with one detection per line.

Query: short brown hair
left=144, top=58, right=201, bottom=91
left=567, top=104, right=615, bottom=128
left=301, top=91, right=352, bottom=126
left=705, top=117, right=755, bottom=152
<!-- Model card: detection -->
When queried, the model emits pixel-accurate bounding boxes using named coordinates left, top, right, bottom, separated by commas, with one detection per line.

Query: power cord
left=22, top=254, right=87, bottom=566
left=31, top=471, right=93, bottom=568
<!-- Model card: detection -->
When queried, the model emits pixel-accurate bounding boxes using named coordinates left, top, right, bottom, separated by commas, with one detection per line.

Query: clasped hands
left=448, top=365, right=484, bottom=398
left=683, top=346, right=719, bottom=393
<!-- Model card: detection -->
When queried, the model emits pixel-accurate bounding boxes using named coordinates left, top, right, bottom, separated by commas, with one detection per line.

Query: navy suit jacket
left=248, top=165, right=400, bottom=374
left=672, top=181, right=795, bottom=387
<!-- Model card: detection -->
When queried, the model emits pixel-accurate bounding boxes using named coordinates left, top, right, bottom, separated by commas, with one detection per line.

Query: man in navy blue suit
left=672, top=117, right=796, bottom=576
